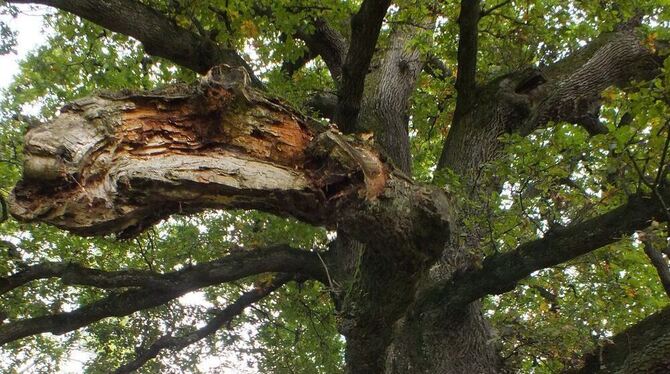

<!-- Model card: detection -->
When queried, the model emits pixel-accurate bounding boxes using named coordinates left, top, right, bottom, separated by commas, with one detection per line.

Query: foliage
left=0, top=0, right=669, bottom=372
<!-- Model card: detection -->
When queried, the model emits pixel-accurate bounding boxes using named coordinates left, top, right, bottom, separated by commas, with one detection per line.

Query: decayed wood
left=8, top=65, right=392, bottom=238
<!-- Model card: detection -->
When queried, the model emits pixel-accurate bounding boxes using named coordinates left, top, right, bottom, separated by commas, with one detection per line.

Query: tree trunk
left=8, top=65, right=465, bottom=373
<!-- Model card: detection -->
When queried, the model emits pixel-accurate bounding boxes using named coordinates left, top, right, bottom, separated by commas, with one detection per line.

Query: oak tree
left=0, top=0, right=669, bottom=372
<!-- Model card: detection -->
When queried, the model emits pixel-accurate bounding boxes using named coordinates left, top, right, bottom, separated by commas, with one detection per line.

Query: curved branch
left=0, top=245, right=325, bottom=345
left=334, top=0, right=392, bottom=133
left=6, top=0, right=262, bottom=86
left=249, top=4, right=346, bottom=80
left=0, top=245, right=325, bottom=296
left=306, top=91, right=338, bottom=120
left=417, top=190, right=670, bottom=312
left=114, top=273, right=292, bottom=374
left=8, top=65, right=391, bottom=236
left=295, top=18, right=347, bottom=81
left=437, top=26, right=663, bottom=174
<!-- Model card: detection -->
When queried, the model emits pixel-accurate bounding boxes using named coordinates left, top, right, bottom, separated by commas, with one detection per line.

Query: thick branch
left=8, top=65, right=391, bottom=236
left=0, top=246, right=324, bottom=345
left=438, top=27, right=662, bottom=174
left=334, top=0, right=391, bottom=133
left=281, top=48, right=317, bottom=77
left=417, top=191, right=669, bottom=311
left=0, top=245, right=324, bottom=295
left=358, top=19, right=436, bottom=173
left=249, top=4, right=346, bottom=81
left=7, top=0, right=261, bottom=86
left=8, top=65, right=452, bottom=279
left=295, top=19, right=347, bottom=81
left=114, top=274, right=291, bottom=374
left=454, top=0, right=481, bottom=107
left=306, top=91, right=338, bottom=120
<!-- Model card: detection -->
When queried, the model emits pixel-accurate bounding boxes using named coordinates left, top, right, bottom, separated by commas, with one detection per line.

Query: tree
left=0, top=0, right=669, bottom=372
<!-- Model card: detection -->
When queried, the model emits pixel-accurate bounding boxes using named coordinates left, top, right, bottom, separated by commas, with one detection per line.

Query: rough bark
left=7, top=66, right=455, bottom=372
left=438, top=28, right=661, bottom=175
left=4, top=1, right=670, bottom=372
left=392, top=24, right=665, bottom=374
left=10, top=65, right=389, bottom=236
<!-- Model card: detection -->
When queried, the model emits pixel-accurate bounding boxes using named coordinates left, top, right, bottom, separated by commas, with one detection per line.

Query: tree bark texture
left=4, top=1, right=669, bottom=372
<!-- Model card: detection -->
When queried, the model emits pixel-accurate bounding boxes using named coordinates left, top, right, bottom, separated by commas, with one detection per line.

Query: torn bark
left=9, top=65, right=403, bottom=237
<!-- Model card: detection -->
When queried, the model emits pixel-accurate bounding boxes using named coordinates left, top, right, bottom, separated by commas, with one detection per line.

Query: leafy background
left=0, top=0, right=669, bottom=372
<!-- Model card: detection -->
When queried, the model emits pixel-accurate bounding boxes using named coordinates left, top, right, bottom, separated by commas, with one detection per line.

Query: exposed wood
left=9, top=65, right=398, bottom=238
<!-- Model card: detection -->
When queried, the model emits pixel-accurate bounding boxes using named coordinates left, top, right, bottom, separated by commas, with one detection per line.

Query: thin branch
left=640, top=235, right=670, bottom=298
left=114, top=274, right=292, bottom=374
left=654, top=120, right=670, bottom=187
left=480, top=0, right=512, bottom=17
left=0, top=246, right=326, bottom=345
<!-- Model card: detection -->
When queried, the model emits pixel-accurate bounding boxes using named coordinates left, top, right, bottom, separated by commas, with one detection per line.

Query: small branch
left=641, top=234, right=670, bottom=298
left=424, top=54, right=452, bottom=80
left=654, top=120, right=670, bottom=187
left=114, top=274, right=292, bottom=374
left=480, top=0, right=512, bottom=17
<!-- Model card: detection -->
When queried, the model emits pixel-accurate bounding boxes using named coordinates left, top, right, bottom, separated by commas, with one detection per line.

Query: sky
left=0, top=5, right=49, bottom=90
